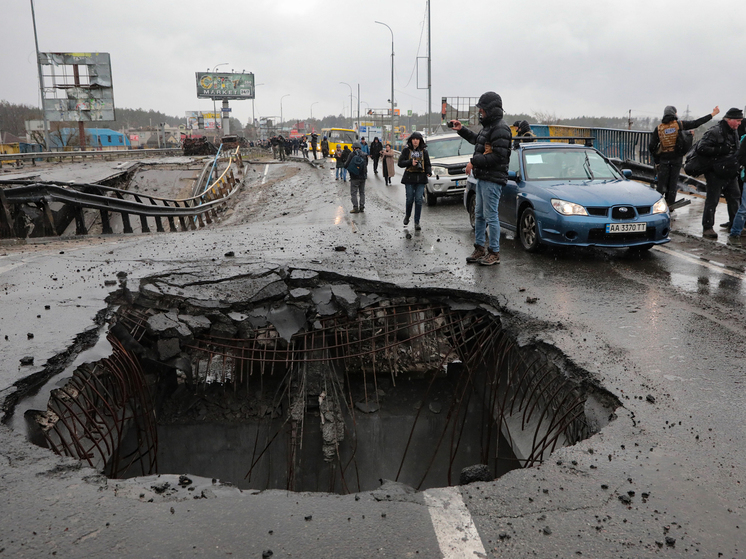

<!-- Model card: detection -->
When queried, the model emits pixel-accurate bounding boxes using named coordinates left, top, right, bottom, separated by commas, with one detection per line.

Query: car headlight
left=652, top=197, right=668, bottom=214
left=551, top=198, right=588, bottom=216
left=431, top=166, right=448, bottom=178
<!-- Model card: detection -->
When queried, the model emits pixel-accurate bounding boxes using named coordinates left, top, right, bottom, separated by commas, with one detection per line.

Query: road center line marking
left=653, top=245, right=745, bottom=280
left=261, top=164, right=269, bottom=184
left=423, top=486, right=487, bottom=558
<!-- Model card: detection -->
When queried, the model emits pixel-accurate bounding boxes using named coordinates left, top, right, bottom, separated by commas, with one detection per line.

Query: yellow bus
left=321, top=128, right=358, bottom=155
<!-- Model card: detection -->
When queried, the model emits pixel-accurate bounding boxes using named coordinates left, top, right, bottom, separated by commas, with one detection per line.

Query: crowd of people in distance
left=263, top=91, right=746, bottom=262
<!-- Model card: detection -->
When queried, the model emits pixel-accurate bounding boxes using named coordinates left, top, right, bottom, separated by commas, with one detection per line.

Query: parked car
left=463, top=143, right=670, bottom=251
left=424, top=133, right=472, bottom=205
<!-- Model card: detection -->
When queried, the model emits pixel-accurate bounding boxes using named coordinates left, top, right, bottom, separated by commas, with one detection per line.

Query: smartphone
left=446, top=121, right=454, bottom=128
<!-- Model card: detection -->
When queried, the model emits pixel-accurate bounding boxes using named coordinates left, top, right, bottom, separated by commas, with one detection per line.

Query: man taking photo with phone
left=450, top=92, right=512, bottom=265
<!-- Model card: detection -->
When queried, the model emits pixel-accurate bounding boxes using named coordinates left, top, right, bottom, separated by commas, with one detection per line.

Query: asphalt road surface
left=0, top=156, right=744, bottom=558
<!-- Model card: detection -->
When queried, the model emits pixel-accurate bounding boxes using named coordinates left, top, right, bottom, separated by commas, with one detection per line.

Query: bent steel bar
left=0, top=147, right=243, bottom=237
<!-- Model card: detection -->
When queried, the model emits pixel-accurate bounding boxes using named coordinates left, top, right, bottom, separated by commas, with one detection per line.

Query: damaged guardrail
left=0, top=146, right=244, bottom=238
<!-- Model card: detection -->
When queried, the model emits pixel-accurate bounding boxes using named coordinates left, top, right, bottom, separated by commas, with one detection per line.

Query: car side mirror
left=508, top=170, right=519, bottom=181
left=622, top=169, right=632, bottom=179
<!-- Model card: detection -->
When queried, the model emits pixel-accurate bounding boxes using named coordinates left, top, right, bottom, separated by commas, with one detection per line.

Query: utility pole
left=30, top=0, right=51, bottom=151
left=628, top=109, right=632, bottom=130
left=427, top=0, right=432, bottom=136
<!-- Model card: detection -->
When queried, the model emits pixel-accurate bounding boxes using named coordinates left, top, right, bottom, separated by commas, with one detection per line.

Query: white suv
left=424, top=133, right=473, bottom=206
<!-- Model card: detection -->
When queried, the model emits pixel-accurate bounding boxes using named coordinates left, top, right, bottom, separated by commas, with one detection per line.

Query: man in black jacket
left=726, top=137, right=746, bottom=246
left=696, top=107, right=743, bottom=239
left=451, top=92, right=512, bottom=265
left=649, top=105, right=720, bottom=208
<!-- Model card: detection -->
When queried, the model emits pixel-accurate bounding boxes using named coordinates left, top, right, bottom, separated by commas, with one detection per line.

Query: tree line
left=1, top=99, right=665, bottom=141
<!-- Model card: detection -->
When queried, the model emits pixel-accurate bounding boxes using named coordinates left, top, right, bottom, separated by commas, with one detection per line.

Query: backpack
left=683, top=139, right=712, bottom=176
left=347, top=151, right=367, bottom=177
left=675, top=128, right=694, bottom=156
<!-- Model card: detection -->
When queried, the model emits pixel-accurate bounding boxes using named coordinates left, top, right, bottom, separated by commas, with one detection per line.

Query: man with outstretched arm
left=450, top=92, right=512, bottom=265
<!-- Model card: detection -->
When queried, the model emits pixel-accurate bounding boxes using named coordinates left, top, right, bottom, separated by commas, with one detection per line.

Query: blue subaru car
left=464, top=143, right=670, bottom=251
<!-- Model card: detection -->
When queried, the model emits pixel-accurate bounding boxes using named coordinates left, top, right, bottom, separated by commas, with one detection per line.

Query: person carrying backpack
left=339, top=145, right=351, bottom=181
left=345, top=141, right=368, bottom=213
left=649, top=105, right=719, bottom=209
left=397, top=131, right=432, bottom=231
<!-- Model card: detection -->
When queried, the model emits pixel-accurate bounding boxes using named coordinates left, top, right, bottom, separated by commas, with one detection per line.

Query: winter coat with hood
left=457, top=92, right=512, bottom=184
left=397, top=132, right=432, bottom=185
left=370, top=138, right=383, bottom=158
left=649, top=105, right=713, bottom=162
left=697, top=119, right=740, bottom=161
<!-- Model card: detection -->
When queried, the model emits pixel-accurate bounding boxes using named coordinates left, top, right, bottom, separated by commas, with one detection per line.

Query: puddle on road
left=7, top=266, right=619, bottom=494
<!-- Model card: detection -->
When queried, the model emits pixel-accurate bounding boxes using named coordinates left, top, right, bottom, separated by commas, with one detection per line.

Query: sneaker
left=479, top=249, right=500, bottom=266
left=720, top=222, right=732, bottom=230
left=702, top=229, right=718, bottom=239
left=466, top=244, right=487, bottom=263
left=727, top=235, right=742, bottom=247
left=359, top=206, right=365, bottom=212
left=414, top=222, right=421, bottom=231
left=403, top=216, right=410, bottom=226
left=350, top=207, right=359, bottom=214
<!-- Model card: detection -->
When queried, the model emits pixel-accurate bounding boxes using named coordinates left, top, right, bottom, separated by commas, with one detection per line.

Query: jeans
left=341, top=167, right=348, bottom=181
left=730, top=185, right=746, bottom=236
left=475, top=179, right=503, bottom=252
left=335, top=167, right=342, bottom=179
left=350, top=178, right=365, bottom=209
left=702, top=172, right=740, bottom=230
left=405, top=183, right=425, bottom=223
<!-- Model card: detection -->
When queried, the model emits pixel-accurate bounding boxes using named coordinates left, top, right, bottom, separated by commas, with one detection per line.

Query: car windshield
left=329, top=130, right=356, bottom=144
left=523, top=148, right=622, bottom=181
left=427, top=136, right=470, bottom=159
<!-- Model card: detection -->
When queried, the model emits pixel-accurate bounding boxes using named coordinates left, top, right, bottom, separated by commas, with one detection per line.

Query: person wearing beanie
left=345, top=140, right=368, bottom=213
left=696, top=107, right=743, bottom=239
left=450, top=91, right=512, bottom=266
left=649, top=105, right=719, bottom=210
left=512, top=120, right=535, bottom=149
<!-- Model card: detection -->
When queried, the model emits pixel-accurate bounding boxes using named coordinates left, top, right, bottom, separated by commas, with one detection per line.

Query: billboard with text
left=196, top=72, right=254, bottom=100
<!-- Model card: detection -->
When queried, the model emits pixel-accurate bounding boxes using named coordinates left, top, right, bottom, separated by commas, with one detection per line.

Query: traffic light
left=197, top=115, right=204, bottom=129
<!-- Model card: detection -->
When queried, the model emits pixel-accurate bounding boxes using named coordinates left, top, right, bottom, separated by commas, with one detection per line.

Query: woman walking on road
left=398, top=131, right=431, bottom=231
left=334, top=146, right=344, bottom=180
left=370, top=137, right=383, bottom=174
left=382, top=141, right=396, bottom=185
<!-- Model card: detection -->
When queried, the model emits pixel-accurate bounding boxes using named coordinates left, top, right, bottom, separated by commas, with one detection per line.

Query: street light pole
left=310, top=101, right=318, bottom=121
left=339, top=82, right=353, bottom=128
left=375, top=21, right=395, bottom=145
left=252, top=83, right=264, bottom=140
left=280, top=94, right=290, bottom=133
left=211, top=63, right=228, bottom=137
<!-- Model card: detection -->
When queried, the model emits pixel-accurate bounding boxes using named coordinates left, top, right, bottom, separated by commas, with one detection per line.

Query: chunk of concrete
left=289, top=288, right=312, bottom=301
left=157, top=338, right=181, bottom=361
left=148, top=312, right=191, bottom=338
left=459, top=464, right=493, bottom=485
left=178, top=314, right=212, bottom=334
left=268, top=303, right=308, bottom=342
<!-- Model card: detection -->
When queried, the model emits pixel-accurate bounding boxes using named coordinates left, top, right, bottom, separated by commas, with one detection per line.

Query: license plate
left=605, top=222, right=646, bottom=234
left=454, top=180, right=463, bottom=187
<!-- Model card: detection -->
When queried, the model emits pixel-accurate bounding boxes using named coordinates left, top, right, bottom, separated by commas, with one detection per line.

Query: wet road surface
left=1, top=157, right=745, bottom=558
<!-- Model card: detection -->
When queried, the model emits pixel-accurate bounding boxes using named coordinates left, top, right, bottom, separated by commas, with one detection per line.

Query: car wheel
left=519, top=207, right=541, bottom=252
left=467, top=193, right=476, bottom=230
left=426, top=189, right=437, bottom=206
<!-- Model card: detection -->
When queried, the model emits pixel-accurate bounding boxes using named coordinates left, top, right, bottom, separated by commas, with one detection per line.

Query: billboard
left=186, top=111, right=219, bottom=130
left=39, top=52, right=115, bottom=122
left=196, top=72, right=254, bottom=100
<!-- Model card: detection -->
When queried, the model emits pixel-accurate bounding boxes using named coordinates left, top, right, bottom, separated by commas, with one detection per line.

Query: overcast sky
left=2, top=0, right=745, bottom=129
